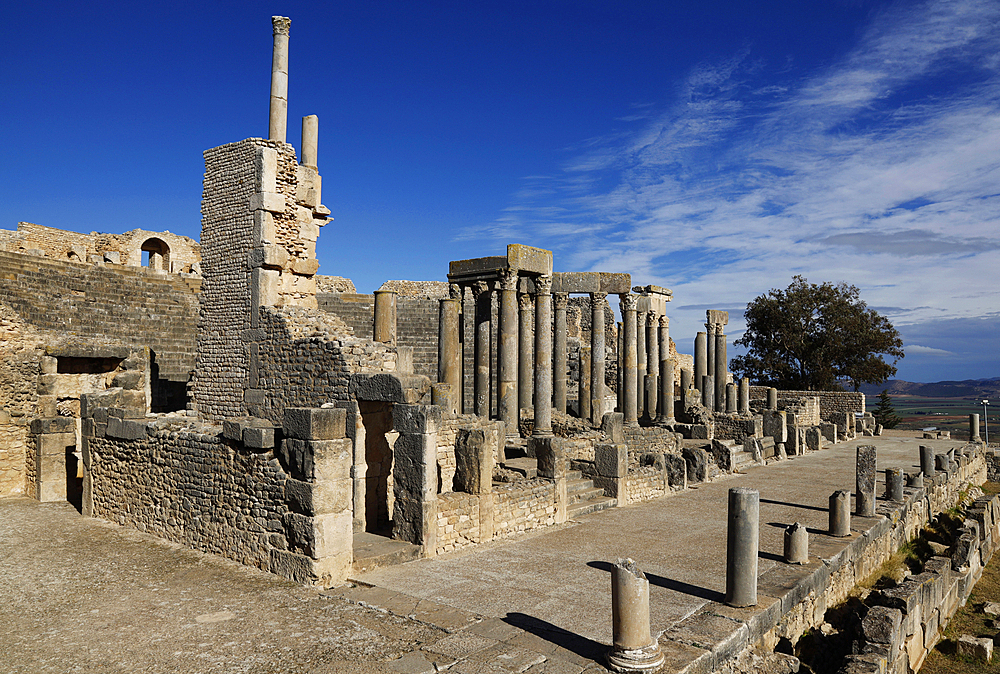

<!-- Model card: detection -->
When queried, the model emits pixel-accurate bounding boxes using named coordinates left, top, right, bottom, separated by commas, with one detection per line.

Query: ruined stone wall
left=87, top=419, right=290, bottom=572
left=622, top=426, right=680, bottom=457
left=315, top=275, right=357, bottom=293
left=493, top=479, right=558, bottom=538
left=625, top=466, right=666, bottom=504
left=1, top=302, right=42, bottom=496
left=713, top=415, right=763, bottom=442
left=317, top=293, right=374, bottom=339
left=436, top=491, right=481, bottom=553
left=397, top=298, right=440, bottom=382
left=749, top=387, right=864, bottom=422
left=0, top=250, right=199, bottom=383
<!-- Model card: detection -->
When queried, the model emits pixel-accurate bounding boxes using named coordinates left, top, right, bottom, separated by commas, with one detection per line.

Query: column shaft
left=725, top=487, right=759, bottom=607
left=658, top=357, right=676, bottom=425
left=269, top=17, right=291, bottom=142
left=645, top=313, right=658, bottom=421
left=301, top=115, right=318, bottom=168
left=636, top=312, right=647, bottom=419
left=715, top=331, right=727, bottom=412
left=533, top=276, right=553, bottom=437
left=694, top=332, right=707, bottom=394
left=621, top=294, right=638, bottom=426
left=590, top=293, right=607, bottom=426
left=473, top=282, right=491, bottom=418
left=518, top=293, right=533, bottom=411
left=579, top=346, right=592, bottom=421
left=498, top=270, right=519, bottom=436
left=437, top=298, right=461, bottom=414
left=553, top=293, right=569, bottom=415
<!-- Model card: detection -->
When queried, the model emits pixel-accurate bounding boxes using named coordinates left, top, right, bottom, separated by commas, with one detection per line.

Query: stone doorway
left=358, top=401, right=395, bottom=533
left=65, top=445, right=83, bottom=513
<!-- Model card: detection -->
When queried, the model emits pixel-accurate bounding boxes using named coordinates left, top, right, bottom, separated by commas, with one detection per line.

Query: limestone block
left=37, top=374, right=80, bottom=398
left=862, top=606, right=903, bottom=649
left=253, top=210, right=276, bottom=245
left=249, top=244, right=289, bottom=270
left=664, top=454, right=687, bottom=487
left=312, top=511, right=353, bottom=559
left=36, top=395, right=57, bottom=417
left=39, top=355, right=57, bottom=374
left=283, top=407, right=346, bottom=440
left=248, top=191, right=284, bottom=214
left=80, top=390, right=123, bottom=418
left=106, top=417, right=147, bottom=440
left=393, top=433, right=437, bottom=498
left=506, top=244, right=553, bottom=274
left=598, top=272, right=632, bottom=294
left=454, top=428, right=494, bottom=494
left=256, top=146, right=278, bottom=193
left=269, top=548, right=316, bottom=584
left=595, top=443, right=628, bottom=478
left=243, top=426, right=275, bottom=449
left=285, top=476, right=350, bottom=516
left=392, top=404, right=441, bottom=435
left=111, top=371, right=143, bottom=390
left=103, top=251, right=121, bottom=264
left=30, top=417, right=75, bottom=434
left=299, top=217, right=319, bottom=242
left=277, top=438, right=352, bottom=482
left=349, top=373, right=430, bottom=404
left=805, top=427, right=823, bottom=452
left=532, top=437, right=567, bottom=479
left=957, top=635, right=993, bottom=662
left=222, top=418, right=249, bottom=441
left=682, top=446, right=709, bottom=483
left=252, top=267, right=280, bottom=307
left=600, top=412, right=625, bottom=444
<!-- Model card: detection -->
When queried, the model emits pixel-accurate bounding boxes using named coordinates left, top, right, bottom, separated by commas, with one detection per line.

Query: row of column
left=693, top=325, right=732, bottom=413
left=437, top=275, right=611, bottom=437
left=617, top=295, right=676, bottom=428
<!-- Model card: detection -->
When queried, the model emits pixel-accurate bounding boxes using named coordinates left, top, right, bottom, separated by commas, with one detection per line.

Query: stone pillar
left=885, top=467, right=904, bottom=502
left=706, top=325, right=716, bottom=389
left=636, top=312, right=647, bottom=419
left=657, top=357, right=676, bottom=425
left=269, top=16, right=291, bottom=142
left=579, top=346, right=592, bottom=422
left=437, top=298, right=461, bottom=415
left=715, top=331, right=727, bottom=413
left=645, top=312, right=659, bottom=421
left=856, top=445, right=877, bottom=517
left=608, top=559, right=665, bottom=672
left=620, top=294, right=638, bottom=427
left=616, top=322, right=623, bottom=414
left=694, top=332, right=707, bottom=394
left=829, top=490, right=851, bottom=537
left=768, top=387, right=778, bottom=411
left=301, top=115, right=318, bottom=168
left=725, top=384, right=736, bottom=413
left=702, top=375, right=714, bottom=408
left=971, top=414, right=981, bottom=442
left=738, top=378, right=749, bottom=414
left=373, top=290, right=397, bottom=345
left=920, top=445, right=936, bottom=478
left=518, top=293, right=533, bottom=411
left=533, top=275, right=553, bottom=437
left=591, top=293, right=607, bottom=426
left=784, top=522, right=808, bottom=564
left=497, top=270, right=519, bottom=436
left=472, top=282, right=493, bottom=417
left=680, top=368, right=692, bottom=393
left=553, top=293, right=569, bottom=415
left=391, top=405, right=440, bottom=556
left=725, top=487, right=759, bottom=607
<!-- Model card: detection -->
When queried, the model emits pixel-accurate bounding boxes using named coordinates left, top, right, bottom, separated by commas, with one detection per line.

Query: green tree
left=730, top=275, right=904, bottom=391
left=873, top=389, right=901, bottom=429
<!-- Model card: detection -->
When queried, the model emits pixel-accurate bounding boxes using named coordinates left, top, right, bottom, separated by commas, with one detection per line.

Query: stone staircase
left=566, top=470, right=617, bottom=518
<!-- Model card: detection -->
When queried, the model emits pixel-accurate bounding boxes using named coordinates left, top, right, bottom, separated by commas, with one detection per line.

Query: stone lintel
left=506, top=244, right=552, bottom=275
left=707, top=309, right=729, bottom=327
left=448, top=256, right=508, bottom=280
left=633, top=284, right=673, bottom=298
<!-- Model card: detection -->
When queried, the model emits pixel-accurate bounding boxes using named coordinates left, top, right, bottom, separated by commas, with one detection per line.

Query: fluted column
left=621, top=294, right=638, bottom=427
left=552, top=293, right=569, bottom=415
left=498, top=269, right=519, bottom=437
left=533, top=275, right=553, bottom=437
left=269, top=17, right=291, bottom=142
left=473, top=281, right=492, bottom=418
left=518, top=292, right=533, bottom=411
left=645, top=312, right=659, bottom=421
left=590, top=293, right=607, bottom=426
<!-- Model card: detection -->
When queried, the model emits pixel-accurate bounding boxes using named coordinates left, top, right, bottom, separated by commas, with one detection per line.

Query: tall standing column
left=636, top=311, right=647, bottom=419
left=553, top=293, right=569, bottom=415
left=694, top=332, right=707, bottom=394
left=621, top=294, right=638, bottom=427
left=579, top=346, right=592, bottom=421
left=657, top=357, right=676, bottom=425
left=533, top=275, right=554, bottom=437
left=269, top=17, right=291, bottom=142
left=616, top=322, right=623, bottom=414
left=498, top=269, right=519, bottom=437
left=645, top=312, right=659, bottom=421
left=473, top=281, right=492, bottom=418
left=590, top=293, right=607, bottom=426
left=518, top=293, right=533, bottom=412
left=437, top=298, right=461, bottom=415
left=715, top=330, right=727, bottom=413
left=706, top=324, right=716, bottom=389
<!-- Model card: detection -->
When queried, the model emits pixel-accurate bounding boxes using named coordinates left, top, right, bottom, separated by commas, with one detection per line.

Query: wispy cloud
left=465, top=0, right=1000, bottom=374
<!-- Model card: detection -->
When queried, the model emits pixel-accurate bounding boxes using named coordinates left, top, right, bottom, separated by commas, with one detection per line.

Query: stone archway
left=140, top=237, right=171, bottom=271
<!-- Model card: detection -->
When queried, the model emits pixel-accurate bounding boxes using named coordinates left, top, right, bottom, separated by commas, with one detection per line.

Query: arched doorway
left=140, top=238, right=171, bottom=271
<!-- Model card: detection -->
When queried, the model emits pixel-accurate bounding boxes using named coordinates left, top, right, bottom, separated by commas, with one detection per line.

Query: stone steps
left=351, top=532, right=422, bottom=574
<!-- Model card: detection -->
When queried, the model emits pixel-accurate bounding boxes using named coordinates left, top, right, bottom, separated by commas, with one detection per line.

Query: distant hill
left=858, top=377, right=1000, bottom=398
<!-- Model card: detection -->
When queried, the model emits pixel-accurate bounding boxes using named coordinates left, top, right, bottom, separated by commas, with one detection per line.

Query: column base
left=607, top=642, right=665, bottom=673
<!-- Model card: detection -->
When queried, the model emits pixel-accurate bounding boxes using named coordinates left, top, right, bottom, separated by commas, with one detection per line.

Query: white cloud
left=907, top=344, right=955, bottom=356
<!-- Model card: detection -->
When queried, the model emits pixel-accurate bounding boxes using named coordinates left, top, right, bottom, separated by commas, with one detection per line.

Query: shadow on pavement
left=587, top=561, right=725, bottom=602
left=502, top=612, right=606, bottom=662
left=760, top=497, right=829, bottom=513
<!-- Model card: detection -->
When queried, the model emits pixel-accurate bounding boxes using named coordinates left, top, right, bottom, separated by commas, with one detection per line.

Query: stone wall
left=625, top=465, right=667, bottom=504
left=493, top=479, right=558, bottom=538
left=622, top=425, right=681, bottom=456
left=317, top=293, right=373, bottom=338
left=713, top=414, right=763, bottom=442
left=749, top=387, right=865, bottom=422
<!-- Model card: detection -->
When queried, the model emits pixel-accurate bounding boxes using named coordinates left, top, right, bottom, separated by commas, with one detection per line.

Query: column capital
left=498, top=267, right=519, bottom=291
left=449, top=282, right=462, bottom=300
left=590, top=291, right=608, bottom=302
left=553, top=292, right=569, bottom=310
left=620, top=293, right=638, bottom=312
left=272, top=15, right=291, bottom=36
left=659, top=315, right=670, bottom=328
left=646, top=311, right=659, bottom=327
left=472, top=280, right=490, bottom=298
left=518, top=292, right=533, bottom=311
left=534, top=274, right=552, bottom=295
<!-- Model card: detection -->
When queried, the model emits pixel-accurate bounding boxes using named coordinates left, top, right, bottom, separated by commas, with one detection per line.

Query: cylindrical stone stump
left=885, top=467, right=904, bottom=501
left=907, top=472, right=924, bottom=488
left=784, top=522, right=808, bottom=564
left=680, top=368, right=692, bottom=393
left=935, top=454, right=950, bottom=473
left=702, top=375, right=714, bottom=408
left=971, top=414, right=981, bottom=442
left=725, top=487, right=759, bottom=607
left=919, top=445, right=936, bottom=478
left=738, top=378, right=749, bottom=414
left=726, top=383, right=736, bottom=413
left=431, top=384, right=455, bottom=416
left=373, top=290, right=397, bottom=345
left=829, top=490, right=851, bottom=537
left=694, top=332, right=707, bottom=393
left=768, top=387, right=778, bottom=411
left=856, top=445, right=877, bottom=517
left=608, top=558, right=665, bottom=673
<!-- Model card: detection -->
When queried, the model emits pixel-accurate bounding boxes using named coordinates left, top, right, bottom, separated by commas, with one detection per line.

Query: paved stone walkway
left=0, top=433, right=964, bottom=673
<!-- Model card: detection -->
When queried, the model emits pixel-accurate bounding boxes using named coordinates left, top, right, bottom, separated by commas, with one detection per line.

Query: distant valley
left=858, top=377, right=1000, bottom=399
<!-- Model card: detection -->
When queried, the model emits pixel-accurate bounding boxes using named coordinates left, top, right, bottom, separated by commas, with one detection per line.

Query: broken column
left=518, top=292, right=533, bottom=411
left=608, top=558, right=665, bottom=672
left=680, top=368, right=692, bottom=393
left=498, top=269, right=519, bottom=436
left=268, top=16, right=290, bottom=142
left=971, top=414, right=981, bottom=442
left=373, top=290, right=397, bottom=345
left=920, top=445, right=936, bottom=478
left=533, top=275, right=553, bottom=437
left=738, top=378, right=749, bottom=414
left=856, top=445, right=877, bottom=517
left=621, top=294, right=638, bottom=427
left=657, top=357, right=676, bottom=425
left=714, top=330, right=727, bottom=413
left=829, top=490, right=851, bottom=537
left=702, top=375, right=714, bottom=408
left=784, top=522, right=808, bottom=564
left=301, top=114, right=318, bottom=168
left=579, top=346, right=592, bottom=422
left=726, top=487, right=759, bottom=607
left=725, top=383, right=736, bottom=413
left=553, top=292, right=569, bottom=415
left=591, top=293, right=607, bottom=425
left=437, top=298, right=461, bottom=415
left=694, top=332, right=707, bottom=395
left=473, top=281, right=492, bottom=417
left=885, top=467, right=904, bottom=502
left=768, top=387, right=778, bottom=411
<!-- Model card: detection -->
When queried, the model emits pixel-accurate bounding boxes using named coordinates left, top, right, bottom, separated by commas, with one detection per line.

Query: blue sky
left=3, top=1, right=999, bottom=383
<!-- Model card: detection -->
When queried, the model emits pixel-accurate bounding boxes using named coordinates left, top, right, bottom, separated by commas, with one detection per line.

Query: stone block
left=863, top=606, right=903, bottom=647
left=664, top=454, right=687, bottom=487
left=253, top=210, right=276, bottom=244
left=256, top=146, right=278, bottom=192
left=283, top=407, right=346, bottom=440
left=600, top=412, right=624, bottom=444
left=80, top=390, right=123, bottom=418
left=594, top=443, right=627, bottom=478
left=105, top=417, right=147, bottom=441
left=393, top=404, right=441, bottom=435
left=269, top=548, right=315, bottom=584
left=249, top=244, right=289, bottom=270
left=683, top=446, right=709, bottom=483
left=455, top=428, right=493, bottom=494
left=30, top=417, right=75, bottom=434
left=291, top=258, right=320, bottom=275
left=111, top=371, right=143, bottom=390
left=506, top=244, right=552, bottom=274
left=392, top=433, right=437, bottom=498
left=598, top=272, right=632, bottom=294
left=956, top=635, right=993, bottom=662
left=103, top=251, right=120, bottom=264
left=820, top=422, right=837, bottom=443
left=312, top=511, right=353, bottom=560
left=222, top=418, right=247, bottom=441
left=243, top=426, right=275, bottom=449
left=37, top=373, right=79, bottom=398
left=531, top=436, right=567, bottom=479
left=551, top=271, right=599, bottom=293
left=278, top=437, right=352, bottom=482
left=248, top=191, right=284, bottom=213
left=285, top=477, right=350, bottom=516
left=39, top=355, right=57, bottom=374
left=349, top=373, right=431, bottom=404
left=252, top=267, right=280, bottom=307
left=805, top=427, right=823, bottom=451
